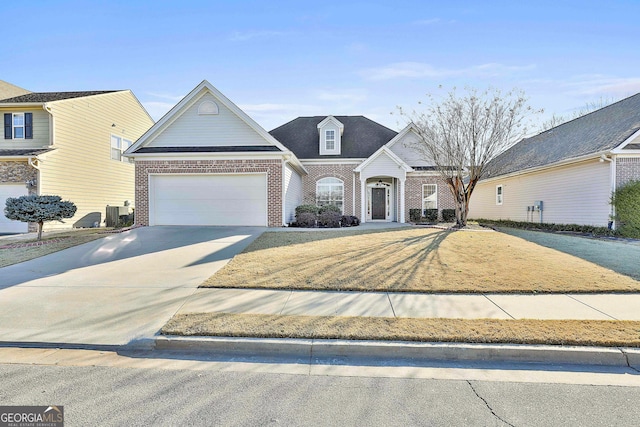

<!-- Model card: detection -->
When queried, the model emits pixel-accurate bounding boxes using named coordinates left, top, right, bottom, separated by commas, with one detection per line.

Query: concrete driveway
left=0, top=226, right=264, bottom=348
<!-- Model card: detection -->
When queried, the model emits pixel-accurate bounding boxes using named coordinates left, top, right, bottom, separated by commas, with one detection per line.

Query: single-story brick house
left=468, top=92, right=640, bottom=227
left=126, top=80, right=454, bottom=226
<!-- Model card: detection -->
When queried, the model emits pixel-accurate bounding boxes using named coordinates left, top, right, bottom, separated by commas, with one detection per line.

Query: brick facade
left=404, top=174, right=455, bottom=222
left=301, top=163, right=361, bottom=217
left=135, top=159, right=283, bottom=227
left=616, top=157, right=640, bottom=188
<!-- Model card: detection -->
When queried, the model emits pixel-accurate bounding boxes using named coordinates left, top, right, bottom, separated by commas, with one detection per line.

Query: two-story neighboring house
left=125, top=80, right=454, bottom=227
left=0, top=84, right=154, bottom=233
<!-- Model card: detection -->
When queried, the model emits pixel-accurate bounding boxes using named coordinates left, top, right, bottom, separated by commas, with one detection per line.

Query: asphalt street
left=2, top=362, right=639, bottom=426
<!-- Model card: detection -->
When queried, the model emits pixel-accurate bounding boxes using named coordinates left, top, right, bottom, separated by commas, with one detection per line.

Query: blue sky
left=2, top=0, right=639, bottom=132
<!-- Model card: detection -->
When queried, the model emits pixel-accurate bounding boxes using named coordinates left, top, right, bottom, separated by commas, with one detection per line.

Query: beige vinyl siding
left=39, top=91, right=153, bottom=230
left=283, top=163, right=303, bottom=224
left=468, top=159, right=611, bottom=226
left=388, top=130, right=433, bottom=167
left=147, top=92, right=269, bottom=147
left=0, top=108, right=50, bottom=148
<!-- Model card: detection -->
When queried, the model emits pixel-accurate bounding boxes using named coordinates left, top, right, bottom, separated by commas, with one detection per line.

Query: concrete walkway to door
left=0, top=226, right=265, bottom=348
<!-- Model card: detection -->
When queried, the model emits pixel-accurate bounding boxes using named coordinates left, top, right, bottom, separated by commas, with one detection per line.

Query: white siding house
left=468, top=93, right=640, bottom=228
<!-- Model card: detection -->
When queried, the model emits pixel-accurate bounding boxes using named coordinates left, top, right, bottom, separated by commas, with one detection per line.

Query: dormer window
left=325, top=130, right=335, bottom=150
left=317, top=115, right=344, bottom=155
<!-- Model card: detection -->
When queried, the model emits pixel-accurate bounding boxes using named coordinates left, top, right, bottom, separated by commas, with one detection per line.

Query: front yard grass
left=0, top=229, right=109, bottom=268
left=201, top=228, right=640, bottom=293
left=163, top=312, right=640, bottom=347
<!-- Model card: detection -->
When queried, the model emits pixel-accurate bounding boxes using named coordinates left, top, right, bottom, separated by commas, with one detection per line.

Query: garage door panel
left=150, top=174, right=267, bottom=226
left=0, top=185, right=29, bottom=233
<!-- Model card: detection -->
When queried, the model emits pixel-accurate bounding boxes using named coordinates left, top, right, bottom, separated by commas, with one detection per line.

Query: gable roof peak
left=317, top=115, right=345, bottom=133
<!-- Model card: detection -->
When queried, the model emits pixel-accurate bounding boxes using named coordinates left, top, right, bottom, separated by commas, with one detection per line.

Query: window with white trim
left=111, top=135, right=133, bottom=163
left=422, top=184, right=438, bottom=213
left=4, top=112, right=33, bottom=139
left=325, top=130, right=335, bottom=151
left=316, top=177, right=344, bottom=213
left=12, top=113, right=24, bottom=138
left=496, top=185, right=503, bottom=205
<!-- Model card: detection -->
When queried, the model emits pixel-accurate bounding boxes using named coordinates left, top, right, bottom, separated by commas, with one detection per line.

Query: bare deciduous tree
left=538, top=96, right=616, bottom=131
left=400, top=87, right=538, bottom=227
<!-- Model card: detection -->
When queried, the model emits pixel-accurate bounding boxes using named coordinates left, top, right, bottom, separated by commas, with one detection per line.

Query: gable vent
left=198, top=100, right=219, bottom=115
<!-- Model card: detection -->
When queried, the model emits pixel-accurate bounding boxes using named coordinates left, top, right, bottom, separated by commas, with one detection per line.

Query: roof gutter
left=0, top=102, right=44, bottom=108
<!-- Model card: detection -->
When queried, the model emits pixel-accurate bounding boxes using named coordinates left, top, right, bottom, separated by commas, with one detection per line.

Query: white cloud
left=314, top=89, right=367, bottom=103
left=145, top=92, right=184, bottom=102
left=141, top=101, right=176, bottom=121
left=239, top=103, right=319, bottom=113
left=361, top=61, right=536, bottom=81
left=563, top=75, right=640, bottom=97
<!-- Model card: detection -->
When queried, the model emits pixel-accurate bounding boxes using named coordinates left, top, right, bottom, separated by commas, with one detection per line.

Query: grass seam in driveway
left=163, top=313, right=640, bottom=348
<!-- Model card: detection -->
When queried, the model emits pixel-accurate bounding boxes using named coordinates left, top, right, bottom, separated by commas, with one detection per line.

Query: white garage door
left=0, top=184, right=28, bottom=233
left=150, top=174, right=268, bottom=226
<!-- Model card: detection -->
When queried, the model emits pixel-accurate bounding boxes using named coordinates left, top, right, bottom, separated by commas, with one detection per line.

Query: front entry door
left=371, top=188, right=386, bottom=220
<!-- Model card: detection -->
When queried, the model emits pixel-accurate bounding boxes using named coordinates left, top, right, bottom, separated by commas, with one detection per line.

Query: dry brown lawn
left=0, top=229, right=110, bottom=267
left=163, top=312, right=640, bottom=347
left=201, top=228, right=640, bottom=293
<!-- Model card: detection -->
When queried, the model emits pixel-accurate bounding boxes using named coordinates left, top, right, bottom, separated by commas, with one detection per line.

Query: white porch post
left=360, top=177, right=367, bottom=223
left=399, top=177, right=406, bottom=223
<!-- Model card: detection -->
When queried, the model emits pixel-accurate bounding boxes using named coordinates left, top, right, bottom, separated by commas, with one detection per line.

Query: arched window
left=316, top=177, right=344, bottom=213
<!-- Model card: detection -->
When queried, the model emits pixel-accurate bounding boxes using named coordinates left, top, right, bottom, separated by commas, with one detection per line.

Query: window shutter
left=25, top=113, right=33, bottom=139
left=3, top=113, right=11, bottom=139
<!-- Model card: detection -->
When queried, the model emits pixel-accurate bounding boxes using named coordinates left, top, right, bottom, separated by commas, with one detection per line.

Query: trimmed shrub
left=612, top=180, right=640, bottom=238
left=318, top=204, right=342, bottom=214
left=442, top=209, right=456, bottom=222
left=473, top=218, right=616, bottom=237
left=296, top=212, right=317, bottom=228
left=295, top=204, right=319, bottom=216
left=340, top=215, right=360, bottom=227
left=409, top=209, right=422, bottom=222
left=318, top=211, right=341, bottom=227
left=423, top=209, right=438, bottom=222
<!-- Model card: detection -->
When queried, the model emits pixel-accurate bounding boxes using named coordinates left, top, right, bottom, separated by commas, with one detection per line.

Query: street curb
left=156, top=336, right=638, bottom=368
left=622, top=348, right=640, bottom=370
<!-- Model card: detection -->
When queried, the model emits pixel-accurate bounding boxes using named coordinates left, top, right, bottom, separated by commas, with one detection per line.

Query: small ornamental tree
left=4, top=195, right=77, bottom=240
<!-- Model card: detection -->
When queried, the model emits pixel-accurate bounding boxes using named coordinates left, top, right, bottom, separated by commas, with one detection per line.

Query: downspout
left=27, top=156, right=41, bottom=196
left=43, top=103, right=54, bottom=148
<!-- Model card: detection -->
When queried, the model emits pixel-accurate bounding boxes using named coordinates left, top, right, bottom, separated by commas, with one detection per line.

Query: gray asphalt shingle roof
left=0, top=148, right=53, bottom=157
left=485, top=93, right=640, bottom=178
left=0, top=91, right=118, bottom=103
left=269, top=116, right=397, bottom=159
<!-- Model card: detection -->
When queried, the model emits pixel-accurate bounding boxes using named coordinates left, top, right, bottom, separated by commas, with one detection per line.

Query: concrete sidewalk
left=177, top=288, right=640, bottom=320
left=162, top=288, right=640, bottom=369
